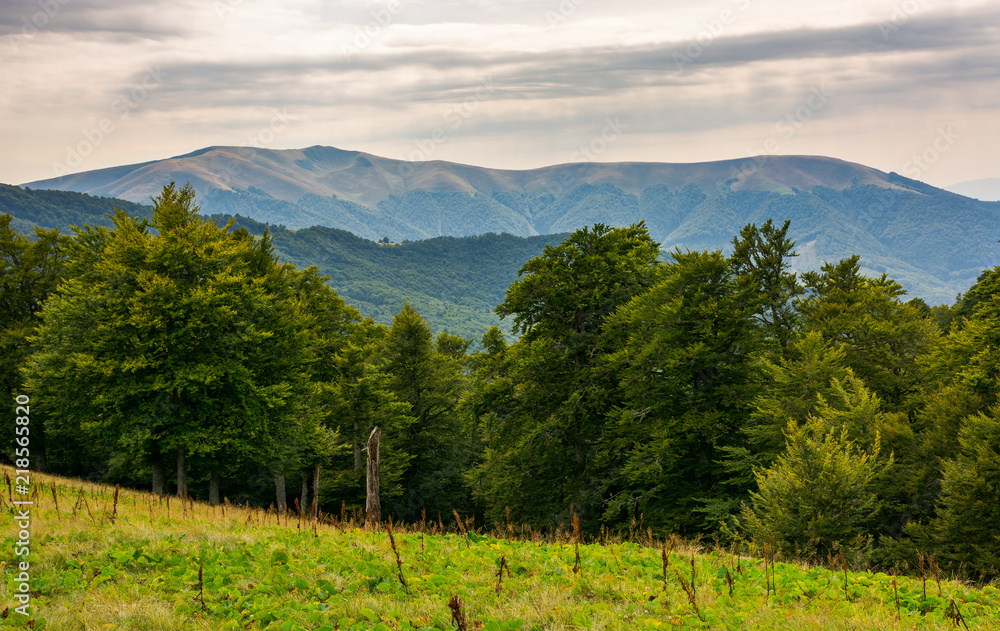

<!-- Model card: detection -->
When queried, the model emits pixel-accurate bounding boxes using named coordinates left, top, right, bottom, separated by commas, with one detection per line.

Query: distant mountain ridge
left=27, top=146, right=899, bottom=223
left=946, top=178, right=1000, bottom=202
left=19, top=146, right=1000, bottom=304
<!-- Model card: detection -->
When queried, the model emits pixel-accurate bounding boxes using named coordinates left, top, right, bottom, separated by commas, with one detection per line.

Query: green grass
left=1, top=466, right=998, bottom=630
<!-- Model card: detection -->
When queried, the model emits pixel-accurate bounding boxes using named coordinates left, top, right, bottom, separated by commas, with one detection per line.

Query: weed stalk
left=448, top=595, right=468, bottom=631
left=572, top=512, right=582, bottom=575
left=672, top=554, right=704, bottom=622
left=495, top=554, right=512, bottom=595
left=386, top=518, right=408, bottom=590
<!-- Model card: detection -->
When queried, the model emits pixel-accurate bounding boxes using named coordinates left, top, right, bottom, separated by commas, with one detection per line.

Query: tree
left=475, top=223, right=663, bottom=527
left=322, top=321, right=413, bottom=515
left=276, top=264, right=361, bottom=514
left=27, top=183, right=307, bottom=497
left=923, top=405, right=1000, bottom=580
left=0, top=215, right=69, bottom=469
left=730, top=219, right=803, bottom=353
left=797, top=256, right=938, bottom=410
left=720, top=331, right=850, bottom=497
left=381, top=303, right=470, bottom=519
left=741, top=415, right=891, bottom=562
left=605, top=248, right=762, bottom=531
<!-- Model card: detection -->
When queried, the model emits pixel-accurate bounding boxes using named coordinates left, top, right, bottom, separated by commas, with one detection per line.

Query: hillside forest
left=3, top=183, right=1000, bottom=582
left=0, top=183, right=564, bottom=340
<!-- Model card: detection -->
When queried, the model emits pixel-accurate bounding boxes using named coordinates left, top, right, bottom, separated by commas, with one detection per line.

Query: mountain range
left=19, top=146, right=1000, bottom=305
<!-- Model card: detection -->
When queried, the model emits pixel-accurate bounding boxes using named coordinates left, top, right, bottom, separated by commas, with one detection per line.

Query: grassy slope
left=2, top=466, right=998, bottom=631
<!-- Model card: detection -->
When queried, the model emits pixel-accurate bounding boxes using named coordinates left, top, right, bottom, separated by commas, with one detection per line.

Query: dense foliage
left=0, top=183, right=562, bottom=340
left=4, top=183, right=1000, bottom=582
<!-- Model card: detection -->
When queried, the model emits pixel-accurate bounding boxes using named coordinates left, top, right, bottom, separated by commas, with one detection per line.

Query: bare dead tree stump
left=366, top=426, right=381, bottom=528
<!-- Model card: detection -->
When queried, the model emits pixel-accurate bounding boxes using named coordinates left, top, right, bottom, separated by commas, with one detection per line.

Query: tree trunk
left=152, top=461, right=165, bottom=495
left=176, top=445, right=186, bottom=498
left=300, top=471, right=309, bottom=516
left=274, top=471, right=286, bottom=515
left=353, top=420, right=363, bottom=470
left=312, top=464, right=321, bottom=519
left=209, top=470, right=221, bottom=506
left=366, top=426, right=381, bottom=528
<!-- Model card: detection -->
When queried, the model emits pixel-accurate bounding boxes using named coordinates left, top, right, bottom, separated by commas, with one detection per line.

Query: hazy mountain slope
left=946, top=178, right=1000, bottom=202
left=248, top=219, right=566, bottom=339
left=26, top=147, right=901, bottom=211
left=18, top=147, right=1000, bottom=304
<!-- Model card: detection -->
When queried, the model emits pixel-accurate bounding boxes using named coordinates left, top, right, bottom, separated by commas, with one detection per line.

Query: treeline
left=3, top=184, right=1000, bottom=581
left=0, top=183, right=562, bottom=340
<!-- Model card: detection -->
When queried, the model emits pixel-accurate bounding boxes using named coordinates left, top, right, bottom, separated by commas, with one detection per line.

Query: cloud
left=131, top=7, right=997, bottom=116
left=0, top=0, right=200, bottom=39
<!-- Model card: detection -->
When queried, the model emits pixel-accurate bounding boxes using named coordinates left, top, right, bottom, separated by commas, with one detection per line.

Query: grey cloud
left=132, top=7, right=999, bottom=115
left=0, top=0, right=196, bottom=39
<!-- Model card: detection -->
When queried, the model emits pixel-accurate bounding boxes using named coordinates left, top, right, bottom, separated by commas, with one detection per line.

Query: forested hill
left=0, top=184, right=561, bottom=339
left=218, top=214, right=566, bottom=339
left=22, top=148, right=1000, bottom=304
left=0, top=183, right=152, bottom=233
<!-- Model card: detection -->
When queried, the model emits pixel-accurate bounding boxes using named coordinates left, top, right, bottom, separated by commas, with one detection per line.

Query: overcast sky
left=1, top=0, right=997, bottom=187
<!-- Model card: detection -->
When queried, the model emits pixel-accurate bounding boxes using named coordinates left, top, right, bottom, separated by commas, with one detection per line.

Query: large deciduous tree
left=605, top=248, right=762, bottom=531
left=27, top=183, right=307, bottom=498
left=380, top=303, right=470, bottom=520
left=730, top=218, right=802, bottom=354
left=475, top=223, right=663, bottom=527
left=796, top=255, right=938, bottom=410
left=1, top=215, right=69, bottom=469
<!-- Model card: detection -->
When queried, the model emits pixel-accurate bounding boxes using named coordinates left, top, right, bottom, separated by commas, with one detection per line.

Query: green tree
left=902, top=264, right=1000, bottom=535
left=720, top=331, right=850, bottom=496
left=797, top=256, right=938, bottom=410
left=381, top=303, right=470, bottom=519
left=476, top=223, right=662, bottom=527
left=322, top=322, right=414, bottom=515
left=730, top=219, right=803, bottom=353
left=741, top=415, right=891, bottom=561
left=273, top=264, right=362, bottom=514
left=27, top=183, right=307, bottom=498
left=923, top=405, right=1000, bottom=579
left=0, top=215, right=69, bottom=468
left=605, top=248, right=761, bottom=531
